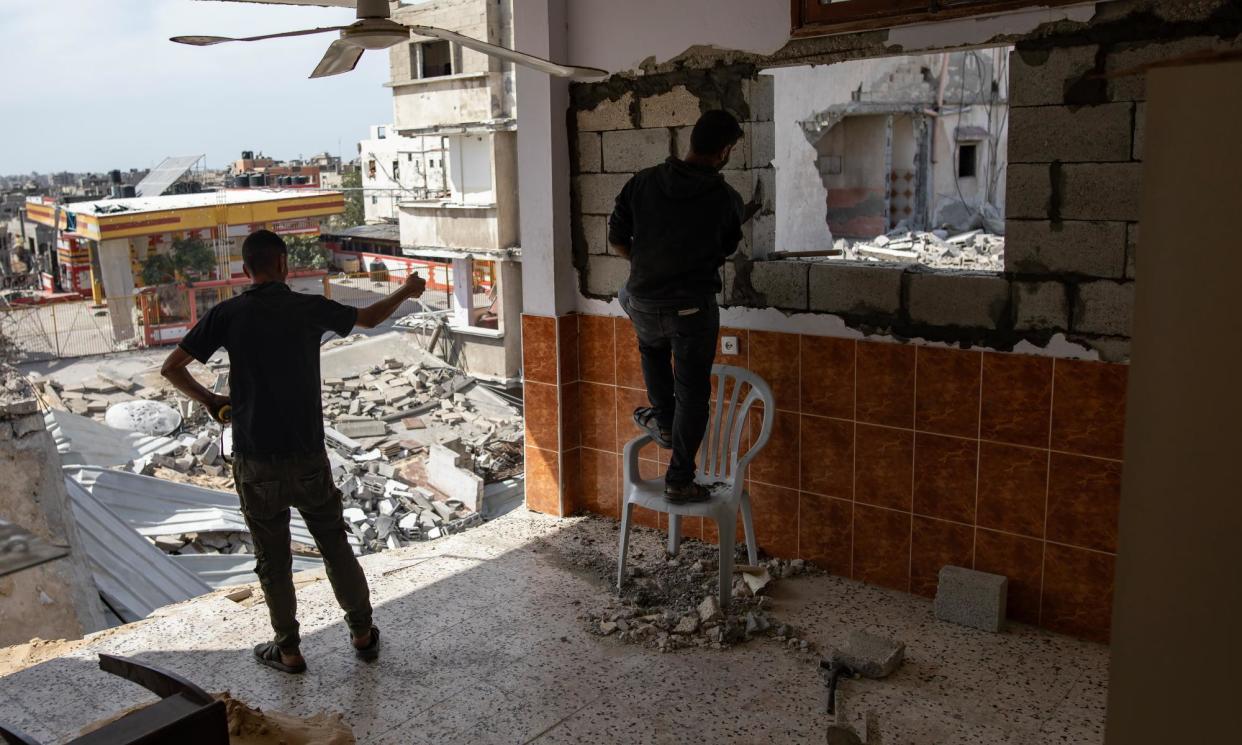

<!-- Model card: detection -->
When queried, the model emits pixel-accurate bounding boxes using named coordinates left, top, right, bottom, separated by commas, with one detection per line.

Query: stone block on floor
left=934, top=565, right=1008, bottom=633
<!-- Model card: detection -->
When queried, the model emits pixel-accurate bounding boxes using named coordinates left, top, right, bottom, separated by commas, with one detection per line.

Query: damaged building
left=1, top=1, right=1239, bottom=744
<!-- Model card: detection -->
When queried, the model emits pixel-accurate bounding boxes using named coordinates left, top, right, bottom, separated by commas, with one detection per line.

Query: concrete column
left=1105, top=61, right=1242, bottom=745
left=451, top=256, right=473, bottom=327
left=515, top=0, right=575, bottom=317
left=95, top=238, right=136, bottom=342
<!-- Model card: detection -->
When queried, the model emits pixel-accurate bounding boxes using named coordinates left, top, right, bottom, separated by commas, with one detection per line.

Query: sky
left=0, top=0, right=395, bottom=175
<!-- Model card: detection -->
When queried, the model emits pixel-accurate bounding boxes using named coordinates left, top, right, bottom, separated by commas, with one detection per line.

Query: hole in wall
left=764, top=47, right=1011, bottom=271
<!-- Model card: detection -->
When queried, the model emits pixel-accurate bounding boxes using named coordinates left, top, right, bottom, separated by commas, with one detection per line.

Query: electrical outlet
left=721, top=336, right=739, bottom=355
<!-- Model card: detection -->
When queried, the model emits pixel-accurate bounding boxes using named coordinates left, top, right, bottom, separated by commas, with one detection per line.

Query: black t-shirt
left=179, top=282, right=357, bottom=457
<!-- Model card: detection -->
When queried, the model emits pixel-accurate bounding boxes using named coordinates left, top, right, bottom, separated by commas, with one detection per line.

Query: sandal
left=353, top=626, right=380, bottom=662
left=253, top=641, right=306, bottom=674
left=633, top=407, right=672, bottom=449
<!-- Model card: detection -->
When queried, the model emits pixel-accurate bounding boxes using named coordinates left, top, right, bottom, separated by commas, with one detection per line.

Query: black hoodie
left=608, top=157, right=744, bottom=306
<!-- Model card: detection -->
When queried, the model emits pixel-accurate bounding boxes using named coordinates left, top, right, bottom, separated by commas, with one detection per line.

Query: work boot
left=664, top=481, right=711, bottom=504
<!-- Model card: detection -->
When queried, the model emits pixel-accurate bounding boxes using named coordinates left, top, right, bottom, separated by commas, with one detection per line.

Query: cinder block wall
left=524, top=3, right=1242, bottom=642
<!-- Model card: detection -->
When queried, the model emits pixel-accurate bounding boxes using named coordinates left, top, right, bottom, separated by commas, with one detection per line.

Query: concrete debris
left=33, top=340, right=522, bottom=561
left=554, top=519, right=817, bottom=654
left=831, top=226, right=1005, bottom=271
left=831, top=629, right=906, bottom=679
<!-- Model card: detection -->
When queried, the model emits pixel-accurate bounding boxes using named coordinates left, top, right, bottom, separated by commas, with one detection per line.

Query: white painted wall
left=565, top=0, right=789, bottom=72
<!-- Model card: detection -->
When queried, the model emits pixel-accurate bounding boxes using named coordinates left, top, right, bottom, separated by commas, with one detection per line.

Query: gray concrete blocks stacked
left=934, top=565, right=1008, bottom=633
left=1008, top=103, right=1133, bottom=163
left=1013, top=280, right=1070, bottom=331
left=749, top=261, right=809, bottom=311
left=576, top=132, right=602, bottom=172
left=1005, top=164, right=1053, bottom=220
left=1058, top=163, right=1144, bottom=222
left=1074, top=280, right=1135, bottom=336
left=575, top=92, right=634, bottom=132
left=1004, top=220, right=1126, bottom=278
left=602, top=129, right=672, bottom=173
left=581, top=214, right=609, bottom=255
left=575, top=173, right=630, bottom=215
left=585, top=255, right=630, bottom=297
left=809, top=262, right=904, bottom=318
left=907, top=272, right=1010, bottom=329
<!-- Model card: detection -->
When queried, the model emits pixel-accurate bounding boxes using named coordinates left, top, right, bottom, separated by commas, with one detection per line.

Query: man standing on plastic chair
left=609, top=110, right=747, bottom=504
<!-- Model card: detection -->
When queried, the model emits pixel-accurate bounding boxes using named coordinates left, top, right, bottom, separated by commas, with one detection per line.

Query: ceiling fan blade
left=310, top=39, right=365, bottom=78
left=408, top=25, right=608, bottom=80
left=171, top=26, right=347, bottom=46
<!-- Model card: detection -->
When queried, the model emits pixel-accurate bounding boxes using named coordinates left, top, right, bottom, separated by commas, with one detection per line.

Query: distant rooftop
left=52, top=189, right=343, bottom=218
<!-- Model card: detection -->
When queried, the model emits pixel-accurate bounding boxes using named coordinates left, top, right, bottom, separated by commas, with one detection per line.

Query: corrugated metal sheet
left=63, top=477, right=210, bottom=622
left=65, top=466, right=361, bottom=553
left=170, top=553, right=322, bottom=589
left=45, top=409, right=178, bottom=468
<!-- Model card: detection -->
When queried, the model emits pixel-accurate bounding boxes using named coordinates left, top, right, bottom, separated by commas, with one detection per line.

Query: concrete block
left=426, top=444, right=484, bottom=512
left=751, top=73, right=775, bottom=122
left=581, top=214, right=609, bottom=255
left=1004, top=219, right=1127, bottom=277
left=750, top=121, right=775, bottom=169
left=1132, top=102, right=1145, bottom=161
left=638, top=85, right=701, bottom=128
left=1009, top=45, right=1099, bottom=107
left=1059, top=163, right=1144, bottom=222
left=1013, top=281, right=1070, bottom=331
left=575, top=173, right=631, bottom=215
left=934, top=565, right=1008, bottom=633
left=907, top=272, right=1010, bottom=329
left=673, top=125, right=692, bottom=158
left=602, top=128, right=672, bottom=173
left=1008, top=103, right=1133, bottom=163
left=809, top=262, right=904, bottom=317
left=585, top=254, right=630, bottom=297
left=12, top=413, right=45, bottom=439
left=1005, top=164, right=1052, bottom=219
left=1074, top=280, right=1135, bottom=337
left=1125, top=223, right=1138, bottom=280
left=749, top=261, right=809, bottom=311
left=722, top=169, right=755, bottom=202
left=1107, top=36, right=1242, bottom=101
left=751, top=211, right=775, bottom=259
left=576, top=92, right=634, bottom=131
left=831, top=629, right=905, bottom=678
left=576, top=131, right=602, bottom=172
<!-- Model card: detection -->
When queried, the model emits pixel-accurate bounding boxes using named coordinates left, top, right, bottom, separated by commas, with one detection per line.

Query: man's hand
left=402, top=271, right=426, bottom=298
left=207, top=393, right=231, bottom=423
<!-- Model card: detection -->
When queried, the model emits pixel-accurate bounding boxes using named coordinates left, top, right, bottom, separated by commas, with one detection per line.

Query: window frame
left=790, top=0, right=1086, bottom=37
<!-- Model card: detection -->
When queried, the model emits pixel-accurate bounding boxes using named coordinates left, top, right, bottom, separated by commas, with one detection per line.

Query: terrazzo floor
left=0, top=511, right=1109, bottom=744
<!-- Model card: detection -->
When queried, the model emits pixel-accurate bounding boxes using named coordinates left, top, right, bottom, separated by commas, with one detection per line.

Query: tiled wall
left=524, top=312, right=1126, bottom=642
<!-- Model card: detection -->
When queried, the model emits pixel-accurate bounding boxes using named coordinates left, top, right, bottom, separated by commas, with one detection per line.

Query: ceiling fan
left=171, top=0, right=608, bottom=80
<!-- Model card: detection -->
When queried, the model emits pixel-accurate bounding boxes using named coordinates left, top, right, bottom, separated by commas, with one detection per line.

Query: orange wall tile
left=551, top=314, right=1129, bottom=641
left=521, top=314, right=558, bottom=384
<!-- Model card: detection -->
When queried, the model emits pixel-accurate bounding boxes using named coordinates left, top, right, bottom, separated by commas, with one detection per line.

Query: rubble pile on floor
left=832, top=228, right=1004, bottom=271
left=546, top=520, right=819, bottom=655
left=30, top=351, right=523, bottom=559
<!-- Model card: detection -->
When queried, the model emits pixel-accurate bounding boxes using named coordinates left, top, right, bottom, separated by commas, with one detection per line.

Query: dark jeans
left=233, top=450, right=373, bottom=651
left=621, top=292, right=719, bottom=485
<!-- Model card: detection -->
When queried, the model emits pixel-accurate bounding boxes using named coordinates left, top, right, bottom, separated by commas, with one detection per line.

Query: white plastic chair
left=617, top=364, right=775, bottom=608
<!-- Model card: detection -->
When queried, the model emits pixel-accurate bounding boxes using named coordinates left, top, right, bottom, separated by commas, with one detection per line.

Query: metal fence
left=0, top=297, right=144, bottom=361
left=0, top=265, right=461, bottom=362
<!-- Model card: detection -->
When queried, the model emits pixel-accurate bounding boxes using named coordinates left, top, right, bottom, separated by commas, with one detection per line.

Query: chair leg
left=667, top=513, right=681, bottom=556
left=740, top=491, right=758, bottom=565
left=717, top=511, right=737, bottom=610
left=617, top=501, right=634, bottom=592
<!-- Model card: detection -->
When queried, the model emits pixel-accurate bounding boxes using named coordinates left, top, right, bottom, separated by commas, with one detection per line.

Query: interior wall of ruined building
left=520, top=0, right=1242, bottom=645
left=0, top=382, right=106, bottom=646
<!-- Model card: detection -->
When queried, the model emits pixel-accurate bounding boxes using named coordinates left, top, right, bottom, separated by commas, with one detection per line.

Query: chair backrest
left=698, top=365, right=775, bottom=485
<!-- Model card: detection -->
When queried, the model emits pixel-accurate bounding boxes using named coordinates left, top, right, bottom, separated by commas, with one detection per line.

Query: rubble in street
left=541, top=517, right=821, bottom=656
left=27, top=340, right=525, bottom=565
left=830, top=227, right=1005, bottom=271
